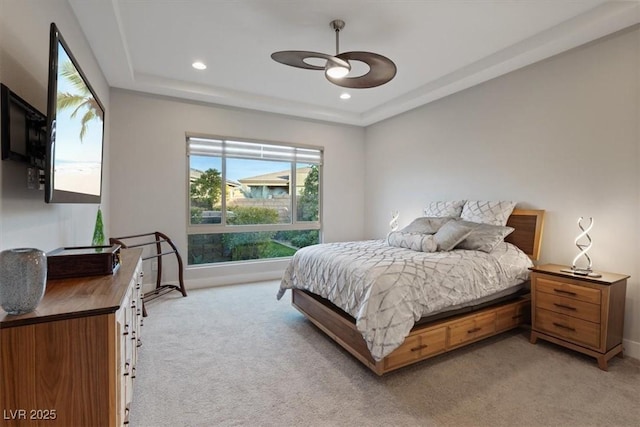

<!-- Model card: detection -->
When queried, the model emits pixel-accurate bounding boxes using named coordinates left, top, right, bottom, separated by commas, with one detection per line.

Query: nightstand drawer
left=530, top=265, right=629, bottom=370
left=536, top=291, right=600, bottom=323
left=536, top=277, right=601, bottom=304
left=535, top=308, right=600, bottom=349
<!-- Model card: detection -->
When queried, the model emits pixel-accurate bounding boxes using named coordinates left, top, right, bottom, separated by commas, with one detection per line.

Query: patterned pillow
left=433, top=220, right=473, bottom=251
left=455, top=221, right=515, bottom=253
left=387, top=232, right=437, bottom=252
left=423, top=201, right=465, bottom=218
left=400, top=217, right=453, bottom=234
left=460, top=200, right=516, bottom=226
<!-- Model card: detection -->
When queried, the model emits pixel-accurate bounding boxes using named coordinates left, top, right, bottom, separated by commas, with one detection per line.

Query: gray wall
left=364, top=27, right=640, bottom=357
left=109, top=90, right=365, bottom=288
left=0, top=0, right=110, bottom=252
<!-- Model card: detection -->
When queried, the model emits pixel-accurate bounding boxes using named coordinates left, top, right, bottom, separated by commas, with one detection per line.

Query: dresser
left=0, top=248, right=143, bottom=426
left=529, top=264, right=628, bottom=370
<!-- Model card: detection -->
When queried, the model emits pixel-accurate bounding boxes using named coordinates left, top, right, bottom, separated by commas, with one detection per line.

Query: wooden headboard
left=505, top=209, right=545, bottom=260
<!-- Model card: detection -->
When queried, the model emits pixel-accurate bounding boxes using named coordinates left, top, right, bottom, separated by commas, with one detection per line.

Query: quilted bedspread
left=277, top=240, right=532, bottom=361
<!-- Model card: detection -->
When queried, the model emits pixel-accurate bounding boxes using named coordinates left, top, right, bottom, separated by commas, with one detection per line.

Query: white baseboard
left=185, top=270, right=282, bottom=289
left=623, top=338, right=640, bottom=360
left=141, top=271, right=282, bottom=294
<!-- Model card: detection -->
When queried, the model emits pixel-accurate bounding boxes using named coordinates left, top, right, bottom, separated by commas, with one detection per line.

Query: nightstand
left=529, top=264, right=628, bottom=371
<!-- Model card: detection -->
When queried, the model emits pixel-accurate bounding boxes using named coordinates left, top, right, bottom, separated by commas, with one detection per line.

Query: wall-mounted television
left=45, top=23, right=105, bottom=204
left=0, top=83, right=46, bottom=167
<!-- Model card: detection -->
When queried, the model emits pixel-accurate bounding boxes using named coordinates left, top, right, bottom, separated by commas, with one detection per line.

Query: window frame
left=186, top=133, right=323, bottom=240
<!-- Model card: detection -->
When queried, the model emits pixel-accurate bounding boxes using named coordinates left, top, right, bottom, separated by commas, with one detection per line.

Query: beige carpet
left=129, top=281, right=640, bottom=427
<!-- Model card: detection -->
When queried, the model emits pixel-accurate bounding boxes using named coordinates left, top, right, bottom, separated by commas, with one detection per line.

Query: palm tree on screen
left=57, top=60, right=102, bottom=142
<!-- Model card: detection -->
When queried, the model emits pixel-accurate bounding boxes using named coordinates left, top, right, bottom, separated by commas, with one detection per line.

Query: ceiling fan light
left=272, top=19, right=396, bottom=88
left=326, top=65, right=349, bottom=78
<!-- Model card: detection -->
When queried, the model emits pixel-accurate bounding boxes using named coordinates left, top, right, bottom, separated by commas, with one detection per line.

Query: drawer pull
left=553, top=288, right=577, bottom=297
left=553, top=303, right=577, bottom=311
left=410, top=344, right=428, bottom=352
left=123, top=361, right=131, bottom=376
left=552, top=322, right=576, bottom=332
left=123, top=324, right=129, bottom=336
left=467, top=327, right=481, bottom=334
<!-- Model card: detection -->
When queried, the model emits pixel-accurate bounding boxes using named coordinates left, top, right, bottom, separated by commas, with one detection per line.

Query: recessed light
left=340, top=93, right=351, bottom=100
left=192, top=61, right=207, bottom=70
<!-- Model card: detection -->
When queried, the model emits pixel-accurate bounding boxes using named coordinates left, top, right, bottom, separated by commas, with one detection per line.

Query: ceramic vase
left=0, top=248, right=47, bottom=315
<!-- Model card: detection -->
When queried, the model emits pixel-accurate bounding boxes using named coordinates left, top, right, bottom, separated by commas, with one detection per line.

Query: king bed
left=277, top=207, right=545, bottom=375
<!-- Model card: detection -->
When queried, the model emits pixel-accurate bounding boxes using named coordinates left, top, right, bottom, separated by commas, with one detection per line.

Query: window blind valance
left=188, top=137, right=322, bottom=165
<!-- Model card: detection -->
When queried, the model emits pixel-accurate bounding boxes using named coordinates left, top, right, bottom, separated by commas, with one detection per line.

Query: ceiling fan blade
left=271, top=50, right=349, bottom=71
left=326, top=51, right=397, bottom=88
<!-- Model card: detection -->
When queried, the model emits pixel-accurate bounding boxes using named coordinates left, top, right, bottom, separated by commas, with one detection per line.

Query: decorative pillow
left=423, top=201, right=465, bottom=218
left=433, top=220, right=473, bottom=251
left=400, top=216, right=453, bottom=234
left=460, top=200, right=516, bottom=226
left=387, top=232, right=437, bottom=253
left=455, top=221, right=515, bottom=253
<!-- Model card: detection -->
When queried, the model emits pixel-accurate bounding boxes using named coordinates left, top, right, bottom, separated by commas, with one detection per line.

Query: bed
left=277, top=208, right=545, bottom=375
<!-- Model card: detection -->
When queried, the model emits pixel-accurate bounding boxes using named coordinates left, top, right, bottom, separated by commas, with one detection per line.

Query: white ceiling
left=68, top=0, right=640, bottom=127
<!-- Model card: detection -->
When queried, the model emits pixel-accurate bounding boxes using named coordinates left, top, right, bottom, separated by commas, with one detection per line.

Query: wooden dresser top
left=530, top=263, right=630, bottom=285
left=0, top=248, right=142, bottom=328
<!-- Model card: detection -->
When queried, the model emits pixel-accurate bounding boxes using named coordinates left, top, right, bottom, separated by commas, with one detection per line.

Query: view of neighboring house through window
left=187, top=136, right=322, bottom=265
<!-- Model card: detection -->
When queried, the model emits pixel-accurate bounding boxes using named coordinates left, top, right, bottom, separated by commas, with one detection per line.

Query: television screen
left=45, top=23, right=105, bottom=204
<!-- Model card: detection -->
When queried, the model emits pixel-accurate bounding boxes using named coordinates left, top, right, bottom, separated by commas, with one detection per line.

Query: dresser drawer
left=535, top=308, right=600, bottom=349
left=448, top=312, right=496, bottom=348
left=536, top=291, right=600, bottom=323
left=536, top=277, right=601, bottom=304
left=384, top=326, right=447, bottom=370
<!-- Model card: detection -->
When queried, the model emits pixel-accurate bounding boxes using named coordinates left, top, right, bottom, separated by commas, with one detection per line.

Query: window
left=187, top=136, right=322, bottom=265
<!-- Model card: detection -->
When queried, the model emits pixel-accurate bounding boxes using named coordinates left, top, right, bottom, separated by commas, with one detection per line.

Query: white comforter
left=277, top=240, right=532, bottom=361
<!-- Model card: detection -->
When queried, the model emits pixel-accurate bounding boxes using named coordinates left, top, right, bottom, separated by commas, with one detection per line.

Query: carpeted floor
left=129, top=281, right=640, bottom=427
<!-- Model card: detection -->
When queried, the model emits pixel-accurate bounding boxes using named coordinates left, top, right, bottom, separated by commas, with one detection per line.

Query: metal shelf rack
left=109, top=231, right=187, bottom=316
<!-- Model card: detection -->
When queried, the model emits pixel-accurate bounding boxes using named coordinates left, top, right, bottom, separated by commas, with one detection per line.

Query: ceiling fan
left=271, top=19, right=397, bottom=89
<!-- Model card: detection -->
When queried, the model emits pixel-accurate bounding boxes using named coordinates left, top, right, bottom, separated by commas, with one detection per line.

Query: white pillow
left=460, top=200, right=516, bottom=226
left=400, top=217, right=452, bottom=234
left=433, top=220, right=473, bottom=251
left=387, top=232, right=437, bottom=253
left=423, top=201, right=465, bottom=218
left=454, top=221, right=515, bottom=253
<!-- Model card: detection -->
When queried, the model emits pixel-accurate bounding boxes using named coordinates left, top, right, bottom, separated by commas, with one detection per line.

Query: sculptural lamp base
left=0, top=248, right=47, bottom=315
left=564, top=217, right=602, bottom=278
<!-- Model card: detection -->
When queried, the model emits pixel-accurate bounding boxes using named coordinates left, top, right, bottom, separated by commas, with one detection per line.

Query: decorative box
left=47, top=244, right=121, bottom=280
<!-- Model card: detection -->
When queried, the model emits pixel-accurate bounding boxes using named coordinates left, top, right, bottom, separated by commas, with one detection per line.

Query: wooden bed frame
left=291, top=209, right=545, bottom=375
